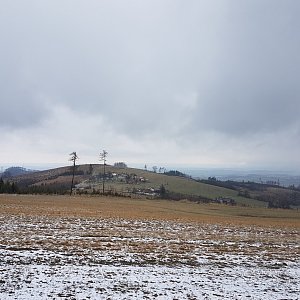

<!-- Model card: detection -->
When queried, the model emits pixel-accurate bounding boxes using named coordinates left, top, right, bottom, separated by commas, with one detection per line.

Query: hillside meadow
left=97, top=166, right=264, bottom=207
left=11, top=164, right=267, bottom=206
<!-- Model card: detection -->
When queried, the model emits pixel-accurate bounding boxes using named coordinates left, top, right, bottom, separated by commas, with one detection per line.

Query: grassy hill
left=6, top=163, right=300, bottom=208
left=3, top=164, right=299, bottom=208
left=106, top=167, right=264, bottom=207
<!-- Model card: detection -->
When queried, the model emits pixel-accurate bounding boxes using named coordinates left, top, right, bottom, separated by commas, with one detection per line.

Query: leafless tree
left=99, top=150, right=108, bottom=194
left=69, top=151, right=79, bottom=195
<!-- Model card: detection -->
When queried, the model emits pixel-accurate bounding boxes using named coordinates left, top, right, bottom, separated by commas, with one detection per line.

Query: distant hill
left=1, top=166, right=36, bottom=178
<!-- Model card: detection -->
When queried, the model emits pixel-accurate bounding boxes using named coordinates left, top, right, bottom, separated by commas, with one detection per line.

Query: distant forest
left=0, top=178, right=18, bottom=193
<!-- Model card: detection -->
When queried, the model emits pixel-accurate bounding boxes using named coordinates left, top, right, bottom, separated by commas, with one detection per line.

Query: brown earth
left=0, top=194, right=299, bottom=228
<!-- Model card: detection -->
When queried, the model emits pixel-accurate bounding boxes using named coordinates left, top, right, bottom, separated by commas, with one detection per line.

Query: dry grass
left=0, top=194, right=299, bottom=228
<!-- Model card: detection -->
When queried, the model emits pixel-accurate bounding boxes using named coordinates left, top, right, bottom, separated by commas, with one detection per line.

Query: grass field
left=0, top=194, right=299, bottom=226
left=0, top=194, right=299, bottom=299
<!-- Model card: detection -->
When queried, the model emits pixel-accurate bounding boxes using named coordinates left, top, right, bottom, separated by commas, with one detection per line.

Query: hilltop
left=0, top=166, right=35, bottom=178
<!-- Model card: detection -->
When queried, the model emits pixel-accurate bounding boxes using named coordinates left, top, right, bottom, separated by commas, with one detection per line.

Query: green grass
left=89, top=166, right=267, bottom=207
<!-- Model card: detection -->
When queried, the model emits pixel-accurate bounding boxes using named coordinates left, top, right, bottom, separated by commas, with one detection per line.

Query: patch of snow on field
left=0, top=215, right=299, bottom=299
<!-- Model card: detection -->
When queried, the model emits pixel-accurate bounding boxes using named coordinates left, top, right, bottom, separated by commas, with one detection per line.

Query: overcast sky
left=1, top=0, right=300, bottom=170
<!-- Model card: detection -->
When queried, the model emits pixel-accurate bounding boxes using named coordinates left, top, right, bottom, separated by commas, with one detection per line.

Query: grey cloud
left=0, top=0, right=299, bottom=154
left=1, top=1, right=206, bottom=133
left=0, top=60, right=50, bottom=128
left=188, top=1, right=300, bottom=137
left=0, top=92, right=48, bottom=129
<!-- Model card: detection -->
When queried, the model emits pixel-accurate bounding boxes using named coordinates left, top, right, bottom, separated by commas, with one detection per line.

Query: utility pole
left=69, top=152, right=79, bottom=196
left=99, top=150, right=108, bottom=194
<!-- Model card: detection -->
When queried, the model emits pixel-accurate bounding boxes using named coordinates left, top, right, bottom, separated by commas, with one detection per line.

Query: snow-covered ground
left=0, top=215, right=299, bottom=299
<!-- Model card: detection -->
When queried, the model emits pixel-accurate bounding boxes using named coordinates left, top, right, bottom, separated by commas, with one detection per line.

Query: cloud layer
left=1, top=1, right=299, bottom=168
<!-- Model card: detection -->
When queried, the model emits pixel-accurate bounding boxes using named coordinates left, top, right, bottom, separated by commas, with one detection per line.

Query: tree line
left=0, top=178, right=18, bottom=193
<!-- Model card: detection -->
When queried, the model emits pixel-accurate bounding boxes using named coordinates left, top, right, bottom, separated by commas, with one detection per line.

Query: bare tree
left=69, top=151, right=79, bottom=196
left=99, top=150, right=108, bottom=194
